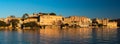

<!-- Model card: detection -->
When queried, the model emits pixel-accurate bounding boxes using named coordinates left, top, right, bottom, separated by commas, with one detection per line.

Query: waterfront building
left=5, top=16, right=21, bottom=24
left=23, top=17, right=38, bottom=23
left=107, top=22, right=117, bottom=28
left=39, top=15, right=63, bottom=25
left=63, top=16, right=92, bottom=27
left=21, top=13, right=63, bottom=29
left=22, top=13, right=39, bottom=23
left=115, top=19, right=120, bottom=27
left=0, top=18, right=5, bottom=21
left=0, top=12, right=118, bottom=29
left=92, top=18, right=117, bottom=27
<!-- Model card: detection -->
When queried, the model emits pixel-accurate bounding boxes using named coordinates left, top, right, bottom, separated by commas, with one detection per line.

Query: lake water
left=0, top=28, right=120, bottom=44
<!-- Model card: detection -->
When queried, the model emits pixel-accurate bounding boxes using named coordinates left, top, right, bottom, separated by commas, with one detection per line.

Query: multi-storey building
left=39, top=15, right=63, bottom=25
left=63, top=16, right=92, bottom=27
left=92, top=18, right=117, bottom=27
left=22, top=13, right=63, bottom=26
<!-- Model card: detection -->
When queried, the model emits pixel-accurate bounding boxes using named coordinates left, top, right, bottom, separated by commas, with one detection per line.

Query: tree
left=38, top=12, right=56, bottom=15
left=49, top=12, right=56, bottom=15
left=42, top=13, right=48, bottom=15
left=22, top=13, right=29, bottom=19
left=9, top=15, right=15, bottom=18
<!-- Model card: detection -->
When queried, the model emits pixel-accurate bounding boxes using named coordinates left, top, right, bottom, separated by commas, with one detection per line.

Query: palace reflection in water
left=0, top=28, right=120, bottom=44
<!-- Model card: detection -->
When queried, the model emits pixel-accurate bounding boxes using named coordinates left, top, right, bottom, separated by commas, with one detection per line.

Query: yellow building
left=93, top=18, right=117, bottom=27
left=102, top=19, right=109, bottom=25
left=63, top=16, right=92, bottom=27
left=39, top=15, right=63, bottom=25
left=5, top=16, right=21, bottom=24
left=23, top=17, right=38, bottom=23
left=107, top=22, right=117, bottom=28
left=0, top=18, right=5, bottom=21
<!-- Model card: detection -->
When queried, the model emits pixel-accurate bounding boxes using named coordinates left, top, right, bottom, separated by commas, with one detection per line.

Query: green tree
left=49, top=12, right=56, bottom=15
left=9, top=15, right=15, bottom=18
left=42, top=13, right=48, bottom=15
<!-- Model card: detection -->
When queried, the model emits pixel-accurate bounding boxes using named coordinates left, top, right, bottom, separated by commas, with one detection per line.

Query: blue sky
left=0, top=0, right=120, bottom=19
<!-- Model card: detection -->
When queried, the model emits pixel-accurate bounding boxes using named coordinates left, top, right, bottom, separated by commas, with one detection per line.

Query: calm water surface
left=0, top=28, right=120, bottom=44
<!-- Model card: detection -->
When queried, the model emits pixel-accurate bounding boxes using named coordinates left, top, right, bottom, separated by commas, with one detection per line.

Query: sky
left=0, top=0, right=120, bottom=19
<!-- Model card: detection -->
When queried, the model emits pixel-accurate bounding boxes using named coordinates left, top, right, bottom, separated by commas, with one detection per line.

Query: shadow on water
left=117, top=28, right=120, bottom=44
left=0, top=28, right=119, bottom=44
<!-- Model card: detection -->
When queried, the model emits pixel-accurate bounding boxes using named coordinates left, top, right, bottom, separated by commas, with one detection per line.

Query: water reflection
left=0, top=28, right=119, bottom=44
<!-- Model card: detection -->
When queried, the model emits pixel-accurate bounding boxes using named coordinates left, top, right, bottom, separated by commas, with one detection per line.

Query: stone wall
left=63, top=16, right=92, bottom=27
left=39, top=15, right=63, bottom=25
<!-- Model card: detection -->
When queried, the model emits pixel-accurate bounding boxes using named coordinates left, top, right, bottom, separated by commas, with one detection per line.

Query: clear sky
left=0, top=0, right=120, bottom=19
